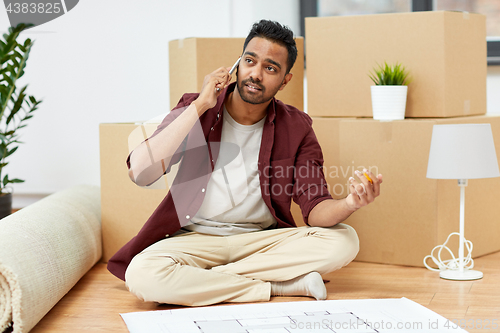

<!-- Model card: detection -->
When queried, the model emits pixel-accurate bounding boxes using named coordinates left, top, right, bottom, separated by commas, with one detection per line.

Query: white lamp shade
left=427, top=124, right=500, bottom=179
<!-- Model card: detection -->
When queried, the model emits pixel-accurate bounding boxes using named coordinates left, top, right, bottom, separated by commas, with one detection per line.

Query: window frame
left=300, top=0, right=500, bottom=65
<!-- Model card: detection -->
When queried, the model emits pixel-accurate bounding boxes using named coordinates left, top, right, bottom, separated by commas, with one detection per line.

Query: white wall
left=0, top=0, right=299, bottom=206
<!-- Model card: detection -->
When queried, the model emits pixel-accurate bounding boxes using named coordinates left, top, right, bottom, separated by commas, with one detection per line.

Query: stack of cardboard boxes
left=100, top=11, right=500, bottom=267
left=304, top=11, right=500, bottom=267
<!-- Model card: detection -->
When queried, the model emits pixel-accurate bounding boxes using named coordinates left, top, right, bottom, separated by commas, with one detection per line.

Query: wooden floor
left=30, top=251, right=500, bottom=333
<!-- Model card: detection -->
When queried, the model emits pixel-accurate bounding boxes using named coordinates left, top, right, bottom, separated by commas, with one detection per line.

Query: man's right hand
left=193, top=66, right=233, bottom=115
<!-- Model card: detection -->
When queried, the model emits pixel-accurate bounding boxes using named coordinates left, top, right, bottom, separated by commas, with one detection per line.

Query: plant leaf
left=368, top=61, right=410, bottom=85
left=0, top=22, right=40, bottom=175
left=5, top=146, right=18, bottom=157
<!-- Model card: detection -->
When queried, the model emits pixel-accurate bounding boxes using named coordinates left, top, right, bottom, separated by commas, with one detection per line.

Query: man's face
left=236, top=37, right=292, bottom=105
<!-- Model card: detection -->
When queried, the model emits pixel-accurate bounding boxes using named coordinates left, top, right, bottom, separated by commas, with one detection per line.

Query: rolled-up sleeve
left=292, top=125, right=332, bottom=225
left=126, top=94, right=196, bottom=183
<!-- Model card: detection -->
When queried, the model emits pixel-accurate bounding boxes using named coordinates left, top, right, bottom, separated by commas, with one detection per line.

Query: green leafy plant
left=0, top=23, right=42, bottom=193
left=369, top=62, right=410, bottom=86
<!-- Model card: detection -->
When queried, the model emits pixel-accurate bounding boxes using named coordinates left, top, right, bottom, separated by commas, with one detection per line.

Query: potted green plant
left=0, top=23, right=42, bottom=219
left=368, top=62, right=410, bottom=120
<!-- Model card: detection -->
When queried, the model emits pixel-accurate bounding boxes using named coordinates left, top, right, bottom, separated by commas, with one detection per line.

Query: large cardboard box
left=169, top=37, right=304, bottom=110
left=306, top=11, right=487, bottom=118
left=311, top=115, right=500, bottom=267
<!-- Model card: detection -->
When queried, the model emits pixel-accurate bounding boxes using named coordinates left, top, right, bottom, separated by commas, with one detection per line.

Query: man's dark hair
left=243, top=20, right=297, bottom=74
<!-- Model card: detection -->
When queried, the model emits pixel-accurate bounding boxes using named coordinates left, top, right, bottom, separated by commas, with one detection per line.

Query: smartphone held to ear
left=216, top=57, right=241, bottom=92
left=229, top=57, right=241, bottom=75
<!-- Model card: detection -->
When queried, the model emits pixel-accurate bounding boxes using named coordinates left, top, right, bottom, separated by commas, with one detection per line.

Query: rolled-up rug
left=0, top=185, right=101, bottom=333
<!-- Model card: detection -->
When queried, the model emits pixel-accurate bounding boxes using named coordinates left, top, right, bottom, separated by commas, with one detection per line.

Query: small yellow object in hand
left=363, top=172, right=373, bottom=184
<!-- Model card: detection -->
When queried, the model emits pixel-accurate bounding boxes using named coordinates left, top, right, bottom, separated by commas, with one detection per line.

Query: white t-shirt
left=183, top=106, right=277, bottom=235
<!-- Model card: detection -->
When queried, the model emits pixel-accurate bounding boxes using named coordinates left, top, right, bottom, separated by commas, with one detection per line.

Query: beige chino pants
left=125, top=224, right=359, bottom=306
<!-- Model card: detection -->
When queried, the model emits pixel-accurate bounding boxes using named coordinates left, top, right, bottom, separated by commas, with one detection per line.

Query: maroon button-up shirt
left=107, top=82, right=332, bottom=281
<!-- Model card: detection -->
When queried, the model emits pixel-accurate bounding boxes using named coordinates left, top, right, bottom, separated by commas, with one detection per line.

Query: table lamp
left=425, top=124, right=500, bottom=280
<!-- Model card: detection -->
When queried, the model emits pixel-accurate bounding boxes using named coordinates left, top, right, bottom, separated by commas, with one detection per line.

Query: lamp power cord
left=423, top=232, right=475, bottom=272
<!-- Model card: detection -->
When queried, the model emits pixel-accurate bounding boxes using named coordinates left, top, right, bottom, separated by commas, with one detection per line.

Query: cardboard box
left=169, top=37, right=304, bottom=110
left=100, top=123, right=171, bottom=262
left=306, top=11, right=487, bottom=118
left=311, top=115, right=500, bottom=267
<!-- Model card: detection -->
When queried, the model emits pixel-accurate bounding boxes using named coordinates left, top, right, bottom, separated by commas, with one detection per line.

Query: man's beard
left=236, top=74, right=281, bottom=105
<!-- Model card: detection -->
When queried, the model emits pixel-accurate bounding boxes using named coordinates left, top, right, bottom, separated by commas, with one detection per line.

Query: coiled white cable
left=423, top=232, right=475, bottom=272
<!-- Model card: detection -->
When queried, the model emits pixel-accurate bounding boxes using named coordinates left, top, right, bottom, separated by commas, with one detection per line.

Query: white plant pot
left=371, top=85, right=408, bottom=120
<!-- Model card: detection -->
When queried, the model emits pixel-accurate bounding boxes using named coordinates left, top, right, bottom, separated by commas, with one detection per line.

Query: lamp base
left=439, top=269, right=483, bottom=281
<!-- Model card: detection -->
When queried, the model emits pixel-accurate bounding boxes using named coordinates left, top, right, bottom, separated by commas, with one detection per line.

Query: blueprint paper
left=120, top=298, right=467, bottom=333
